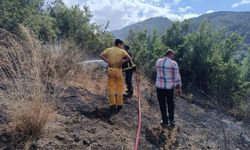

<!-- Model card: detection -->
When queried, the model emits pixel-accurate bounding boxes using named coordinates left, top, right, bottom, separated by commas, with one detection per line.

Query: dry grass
left=8, top=98, right=52, bottom=142
left=69, top=69, right=107, bottom=96
left=0, top=26, right=83, bottom=148
left=0, top=26, right=51, bottom=148
left=0, top=26, right=42, bottom=102
left=40, top=40, right=82, bottom=97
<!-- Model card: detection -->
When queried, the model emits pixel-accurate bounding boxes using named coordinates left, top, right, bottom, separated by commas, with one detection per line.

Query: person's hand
left=175, top=85, right=182, bottom=96
left=105, top=60, right=110, bottom=67
left=179, top=87, right=183, bottom=95
left=119, top=59, right=125, bottom=67
left=175, top=88, right=180, bottom=96
left=108, top=63, right=112, bottom=68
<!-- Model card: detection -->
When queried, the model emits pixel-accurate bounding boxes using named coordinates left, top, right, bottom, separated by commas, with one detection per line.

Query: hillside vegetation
left=0, top=0, right=113, bottom=56
left=126, top=20, right=250, bottom=120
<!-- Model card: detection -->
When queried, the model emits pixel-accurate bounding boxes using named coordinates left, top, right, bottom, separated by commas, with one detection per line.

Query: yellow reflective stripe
left=128, top=63, right=131, bottom=68
left=123, top=65, right=136, bottom=71
left=123, top=60, right=136, bottom=71
left=131, top=60, right=135, bottom=66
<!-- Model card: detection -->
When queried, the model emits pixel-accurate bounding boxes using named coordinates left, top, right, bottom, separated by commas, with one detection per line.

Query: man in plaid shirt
left=155, top=49, right=182, bottom=128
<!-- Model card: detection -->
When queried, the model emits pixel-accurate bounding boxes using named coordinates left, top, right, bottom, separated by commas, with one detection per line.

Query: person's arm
left=100, top=53, right=108, bottom=63
left=122, top=55, right=131, bottom=64
left=128, top=51, right=133, bottom=58
left=100, top=51, right=109, bottom=64
left=121, top=51, right=131, bottom=66
left=173, top=62, right=182, bottom=95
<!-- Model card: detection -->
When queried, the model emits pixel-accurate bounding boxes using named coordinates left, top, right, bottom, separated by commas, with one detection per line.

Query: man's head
left=124, top=45, right=130, bottom=51
left=165, top=49, right=175, bottom=59
left=115, top=39, right=124, bottom=49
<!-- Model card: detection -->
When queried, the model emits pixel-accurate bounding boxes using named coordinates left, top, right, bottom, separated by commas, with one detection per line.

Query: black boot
left=160, top=120, right=169, bottom=128
left=170, top=121, right=175, bottom=128
left=116, top=105, right=123, bottom=112
left=109, top=106, right=116, bottom=114
left=128, top=91, right=133, bottom=97
left=124, top=91, right=133, bottom=98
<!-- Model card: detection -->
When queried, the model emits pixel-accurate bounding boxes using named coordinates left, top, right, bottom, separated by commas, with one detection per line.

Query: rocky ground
left=1, top=67, right=250, bottom=150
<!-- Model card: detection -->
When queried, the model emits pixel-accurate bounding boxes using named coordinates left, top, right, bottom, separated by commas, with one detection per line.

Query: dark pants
left=156, top=88, right=174, bottom=124
left=125, top=69, right=134, bottom=94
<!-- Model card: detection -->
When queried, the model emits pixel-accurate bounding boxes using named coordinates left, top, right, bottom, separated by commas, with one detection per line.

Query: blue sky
left=58, top=0, right=250, bottom=30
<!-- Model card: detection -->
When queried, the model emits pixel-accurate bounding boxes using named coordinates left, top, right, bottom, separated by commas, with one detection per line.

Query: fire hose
left=134, top=71, right=142, bottom=150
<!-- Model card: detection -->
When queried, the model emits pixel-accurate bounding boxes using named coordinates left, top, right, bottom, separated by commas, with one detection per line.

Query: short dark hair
left=165, top=49, right=175, bottom=56
left=115, top=39, right=124, bottom=46
left=124, top=45, right=130, bottom=51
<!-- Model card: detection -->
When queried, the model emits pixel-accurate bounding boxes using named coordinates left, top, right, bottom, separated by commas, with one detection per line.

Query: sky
left=55, top=0, right=250, bottom=31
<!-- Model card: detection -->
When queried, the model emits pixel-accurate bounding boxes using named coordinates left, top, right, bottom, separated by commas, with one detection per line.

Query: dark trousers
left=125, top=69, right=134, bottom=94
left=156, top=88, right=174, bottom=124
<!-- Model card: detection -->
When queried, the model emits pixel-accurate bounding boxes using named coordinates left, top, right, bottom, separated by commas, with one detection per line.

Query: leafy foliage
left=0, top=0, right=113, bottom=55
left=0, top=0, right=44, bottom=33
left=126, top=30, right=166, bottom=76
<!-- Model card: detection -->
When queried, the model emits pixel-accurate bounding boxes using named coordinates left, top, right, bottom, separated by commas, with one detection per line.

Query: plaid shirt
left=155, top=57, right=182, bottom=89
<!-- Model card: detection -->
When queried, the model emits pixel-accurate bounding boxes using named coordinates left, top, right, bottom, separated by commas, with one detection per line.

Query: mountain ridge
left=111, top=11, right=250, bottom=43
left=111, top=17, right=172, bottom=40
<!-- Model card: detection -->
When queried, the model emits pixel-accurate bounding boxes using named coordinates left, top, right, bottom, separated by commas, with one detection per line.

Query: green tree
left=162, top=20, right=191, bottom=87
left=162, top=20, right=189, bottom=50
left=23, top=14, right=58, bottom=42
left=126, top=29, right=166, bottom=77
left=0, top=0, right=44, bottom=33
left=183, top=22, right=215, bottom=90
left=49, top=1, right=92, bottom=43
left=242, top=48, right=250, bottom=82
left=48, top=0, right=113, bottom=53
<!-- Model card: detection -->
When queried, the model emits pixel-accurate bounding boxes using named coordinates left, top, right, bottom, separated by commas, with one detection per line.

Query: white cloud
left=178, top=6, right=192, bottom=12
left=174, top=0, right=182, bottom=4
left=206, top=10, right=214, bottom=13
left=232, top=0, right=250, bottom=8
left=61, top=0, right=201, bottom=31
left=182, top=13, right=200, bottom=20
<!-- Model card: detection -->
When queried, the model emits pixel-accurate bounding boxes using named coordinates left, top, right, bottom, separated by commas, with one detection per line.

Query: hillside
left=112, top=17, right=172, bottom=40
left=189, top=11, right=250, bottom=44
left=1, top=1, right=249, bottom=150
left=112, top=11, right=250, bottom=44
left=1, top=59, right=250, bottom=149
left=0, top=27, right=249, bottom=148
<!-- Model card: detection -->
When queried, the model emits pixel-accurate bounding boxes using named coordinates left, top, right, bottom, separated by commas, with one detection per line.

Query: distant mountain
left=189, top=11, right=250, bottom=44
left=111, top=17, right=172, bottom=40
left=111, top=11, right=250, bottom=44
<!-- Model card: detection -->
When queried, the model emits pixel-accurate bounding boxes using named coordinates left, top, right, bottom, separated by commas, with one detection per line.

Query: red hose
left=134, top=71, right=142, bottom=150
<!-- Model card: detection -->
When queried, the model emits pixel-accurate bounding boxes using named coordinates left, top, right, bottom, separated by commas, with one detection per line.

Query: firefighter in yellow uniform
left=100, top=39, right=131, bottom=113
